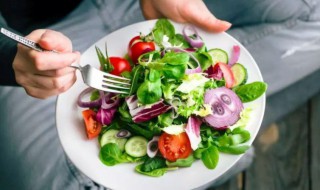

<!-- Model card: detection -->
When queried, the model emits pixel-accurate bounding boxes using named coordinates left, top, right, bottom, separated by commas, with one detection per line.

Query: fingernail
left=221, top=20, right=232, bottom=29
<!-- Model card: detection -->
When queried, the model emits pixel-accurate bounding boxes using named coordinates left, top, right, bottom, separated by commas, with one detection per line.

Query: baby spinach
left=214, top=127, right=251, bottom=155
left=99, top=143, right=127, bottom=166
left=137, top=69, right=162, bottom=104
left=99, top=143, right=146, bottom=166
left=234, top=81, right=267, bottom=102
left=135, top=164, right=169, bottom=177
left=169, top=33, right=190, bottom=48
left=140, top=157, right=167, bottom=172
left=158, top=111, right=174, bottom=127
left=160, top=52, right=189, bottom=65
left=218, top=145, right=250, bottom=154
left=193, top=51, right=212, bottom=71
left=135, top=157, right=173, bottom=177
left=216, top=127, right=251, bottom=147
left=162, top=63, right=186, bottom=80
left=166, top=155, right=195, bottom=167
left=201, top=145, right=219, bottom=169
left=152, top=19, right=175, bottom=47
left=123, top=123, right=154, bottom=139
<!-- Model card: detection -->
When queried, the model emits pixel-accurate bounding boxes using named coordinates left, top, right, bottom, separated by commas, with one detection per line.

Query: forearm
left=0, top=14, right=19, bottom=86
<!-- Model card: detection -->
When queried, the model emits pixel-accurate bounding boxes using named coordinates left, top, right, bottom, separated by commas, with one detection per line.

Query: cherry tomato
left=213, top=62, right=235, bottom=88
left=158, top=132, right=192, bottom=162
left=82, top=109, right=102, bottom=139
left=109, top=57, right=131, bottom=76
left=128, top=36, right=155, bottom=64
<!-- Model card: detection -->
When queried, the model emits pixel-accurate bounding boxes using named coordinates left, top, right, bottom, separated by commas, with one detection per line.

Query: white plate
left=56, top=19, right=265, bottom=190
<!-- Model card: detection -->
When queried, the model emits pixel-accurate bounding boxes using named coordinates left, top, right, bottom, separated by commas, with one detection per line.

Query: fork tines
left=102, top=73, right=131, bottom=94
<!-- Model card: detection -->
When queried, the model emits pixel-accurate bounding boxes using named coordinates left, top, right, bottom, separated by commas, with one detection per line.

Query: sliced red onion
left=182, top=25, right=204, bottom=48
left=228, top=45, right=240, bottom=67
left=77, top=87, right=102, bottom=108
left=204, top=87, right=243, bottom=128
left=185, top=116, right=202, bottom=150
left=147, top=136, right=159, bottom=158
left=133, top=104, right=172, bottom=123
left=125, top=95, right=172, bottom=123
left=101, top=93, right=120, bottom=110
left=186, top=66, right=202, bottom=75
left=116, top=129, right=131, bottom=138
left=96, top=107, right=116, bottom=125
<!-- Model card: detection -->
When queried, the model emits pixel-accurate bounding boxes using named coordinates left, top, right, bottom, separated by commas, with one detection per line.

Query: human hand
left=13, top=29, right=80, bottom=99
left=140, top=0, right=231, bottom=33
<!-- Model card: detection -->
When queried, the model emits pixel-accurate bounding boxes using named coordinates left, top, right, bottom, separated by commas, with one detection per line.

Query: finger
left=17, top=70, right=76, bottom=90
left=32, top=72, right=77, bottom=90
left=35, top=67, right=76, bottom=77
left=30, top=51, right=80, bottom=71
left=23, top=74, right=77, bottom=99
left=180, top=1, right=231, bottom=33
left=26, top=29, right=73, bottom=52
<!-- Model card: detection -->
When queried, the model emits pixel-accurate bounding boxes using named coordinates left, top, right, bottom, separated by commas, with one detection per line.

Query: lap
left=0, top=87, right=80, bottom=190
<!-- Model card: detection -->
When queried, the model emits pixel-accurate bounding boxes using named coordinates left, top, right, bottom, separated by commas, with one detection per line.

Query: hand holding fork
left=1, top=28, right=130, bottom=99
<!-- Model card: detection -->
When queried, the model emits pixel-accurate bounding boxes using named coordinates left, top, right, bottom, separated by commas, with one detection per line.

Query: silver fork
left=1, top=27, right=131, bottom=94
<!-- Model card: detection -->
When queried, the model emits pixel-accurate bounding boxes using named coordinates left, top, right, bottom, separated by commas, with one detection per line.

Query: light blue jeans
left=0, top=0, right=319, bottom=189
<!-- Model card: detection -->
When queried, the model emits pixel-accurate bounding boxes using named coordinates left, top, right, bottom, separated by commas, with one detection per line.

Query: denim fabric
left=1, top=0, right=320, bottom=189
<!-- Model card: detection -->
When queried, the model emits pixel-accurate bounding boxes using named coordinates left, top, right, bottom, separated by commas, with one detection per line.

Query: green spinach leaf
left=201, top=145, right=219, bottom=169
left=218, top=145, right=250, bottom=154
left=234, top=82, right=267, bottom=102
left=153, top=19, right=175, bottom=47
left=166, top=155, right=195, bottom=167
left=140, top=157, right=167, bottom=172
left=137, top=69, right=162, bottom=104
left=99, top=143, right=127, bottom=166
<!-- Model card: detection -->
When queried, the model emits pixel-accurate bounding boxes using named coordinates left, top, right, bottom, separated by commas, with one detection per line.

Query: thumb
left=180, top=1, right=231, bottom=33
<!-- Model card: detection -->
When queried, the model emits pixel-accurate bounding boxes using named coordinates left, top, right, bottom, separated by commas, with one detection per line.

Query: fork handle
left=1, top=28, right=45, bottom=52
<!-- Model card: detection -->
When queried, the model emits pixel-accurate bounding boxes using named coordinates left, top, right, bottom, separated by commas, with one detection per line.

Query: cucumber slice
left=231, top=63, right=248, bottom=87
left=125, top=136, right=148, bottom=158
left=208, top=48, right=228, bottom=64
left=100, top=129, right=127, bottom=151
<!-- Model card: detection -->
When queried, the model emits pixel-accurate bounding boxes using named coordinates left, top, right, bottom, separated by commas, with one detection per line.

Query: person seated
left=0, top=0, right=319, bottom=189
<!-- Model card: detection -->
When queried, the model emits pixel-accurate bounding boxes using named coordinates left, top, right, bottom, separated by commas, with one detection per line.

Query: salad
left=77, top=19, right=267, bottom=177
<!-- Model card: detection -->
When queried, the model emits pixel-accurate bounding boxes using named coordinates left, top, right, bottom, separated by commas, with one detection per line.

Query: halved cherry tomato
left=158, top=132, right=192, bottom=162
left=213, top=62, right=235, bottom=88
left=128, top=35, right=155, bottom=64
left=82, top=109, right=102, bottom=139
left=109, top=57, right=131, bottom=76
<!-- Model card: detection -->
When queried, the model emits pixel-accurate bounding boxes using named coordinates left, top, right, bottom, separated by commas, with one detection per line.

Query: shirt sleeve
left=0, top=13, right=19, bottom=86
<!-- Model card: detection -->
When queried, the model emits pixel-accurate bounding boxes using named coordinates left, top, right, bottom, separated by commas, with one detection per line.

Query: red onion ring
left=147, top=136, right=159, bottom=158
left=101, top=92, right=120, bottom=110
left=204, top=87, right=243, bottom=128
left=77, top=87, right=102, bottom=108
left=182, top=25, right=204, bottom=48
